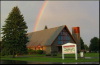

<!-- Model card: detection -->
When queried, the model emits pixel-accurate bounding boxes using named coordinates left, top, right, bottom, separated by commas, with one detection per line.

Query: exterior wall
left=51, top=35, right=75, bottom=54
left=43, top=46, right=51, bottom=54
left=27, top=27, right=76, bottom=54
left=51, top=28, right=76, bottom=53
left=51, top=38, right=58, bottom=53
left=69, top=35, right=75, bottom=43
left=27, top=46, right=51, bottom=54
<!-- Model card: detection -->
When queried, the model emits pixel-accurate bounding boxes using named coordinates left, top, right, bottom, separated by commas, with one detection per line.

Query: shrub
left=27, top=49, right=34, bottom=55
left=36, top=50, right=43, bottom=54
left=52, top=54, right=57, bottom=56
left=77, top=50, right=80, bottom=54
left=17, top=53, right=23, bottom=55
left=46, top=54, right=51, bottom=56
left=1, top=49, right=9, bottom=56
left=51, top=51, right=57, bottom=56
left=33, top=50, right=36, bottom=54
left=84, top=51, right=86, bottom=53
left=1, top=51, right=5, bottom=56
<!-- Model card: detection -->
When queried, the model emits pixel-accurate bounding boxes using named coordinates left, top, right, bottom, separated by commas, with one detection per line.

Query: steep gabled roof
left=26, top=25, right=76, bottom=48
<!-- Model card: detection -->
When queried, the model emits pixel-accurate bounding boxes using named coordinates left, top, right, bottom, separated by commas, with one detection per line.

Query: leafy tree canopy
left=80, top=37, right=85, bottom=50
left=84, top=44, right=89, bottom=51
left=89, top=37, right=99, bottom=52
left=44, top=25, right=48, bottom=29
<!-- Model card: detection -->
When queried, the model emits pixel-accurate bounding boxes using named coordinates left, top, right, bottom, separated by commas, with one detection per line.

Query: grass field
left=1, top=53, right=99, bottom=63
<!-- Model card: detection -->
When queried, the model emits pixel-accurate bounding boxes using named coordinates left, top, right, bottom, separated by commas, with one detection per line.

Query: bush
left=17, top=53, right=23, bottom=55
left=33, top=50, right=36, bottom=54
left=77, top=50, right=80, bottom=54
left=27, top=49, right=34, bottom=55
left=52, top=54, right=57, bottom=56
left=36, top=50, right=43, bottom=54
left=1, top=51, right=5, bottom=56
left=51, top=51, right=57, bottom=56
left=46, top=54, right=51, bottom=56
left=1, top=49, right=9, bottom=56
left=84, top=51, right=86, bottom=53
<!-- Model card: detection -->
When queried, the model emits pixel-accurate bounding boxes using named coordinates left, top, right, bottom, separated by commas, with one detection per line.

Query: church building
left=26, top=25, right=81, bottom=54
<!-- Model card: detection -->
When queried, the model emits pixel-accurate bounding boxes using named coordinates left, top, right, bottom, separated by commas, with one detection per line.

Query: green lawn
left=1, top=53, right=99, bottom=63
left=57, top=52, right=99, bottom=57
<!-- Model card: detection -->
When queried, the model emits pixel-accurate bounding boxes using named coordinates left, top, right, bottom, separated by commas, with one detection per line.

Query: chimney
left=72, top=27, right=81, bottom=51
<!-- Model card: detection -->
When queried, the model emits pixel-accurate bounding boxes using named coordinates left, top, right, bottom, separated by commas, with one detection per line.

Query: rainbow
left=34, top=1, right=48, bottom=32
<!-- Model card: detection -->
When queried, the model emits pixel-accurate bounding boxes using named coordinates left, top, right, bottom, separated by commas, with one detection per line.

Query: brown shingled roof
left=26, top=25, right=76, bottom=47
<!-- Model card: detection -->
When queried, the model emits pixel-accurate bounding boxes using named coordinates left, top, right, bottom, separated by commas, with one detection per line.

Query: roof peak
left=35, top=25, right=65, bottom=32
left=27, top=25, right=66, bottom=34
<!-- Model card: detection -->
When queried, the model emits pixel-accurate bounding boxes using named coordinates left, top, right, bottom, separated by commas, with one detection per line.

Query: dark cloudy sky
left=1, top=1, right=99, bottom=46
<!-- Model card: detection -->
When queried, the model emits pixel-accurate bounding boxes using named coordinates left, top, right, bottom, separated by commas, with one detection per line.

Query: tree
left=80, top=37, right=85, bottom=50
left=0, top=41, right=1, bottom=52
left=89, top=37, right=99, bottom=52
left=84, top=44, right=89, bottom=51
left=44, top=25, right=48, bottom=29
left=1, top=6, right=28, bottom=58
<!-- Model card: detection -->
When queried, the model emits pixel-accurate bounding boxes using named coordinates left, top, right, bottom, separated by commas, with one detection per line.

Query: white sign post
left=62, top=43, right=78, bottom=60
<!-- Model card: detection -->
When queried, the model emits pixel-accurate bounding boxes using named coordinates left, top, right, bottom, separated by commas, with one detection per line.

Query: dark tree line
left=80, top=37, right=85, bottom=50
left=80, top=37, right=99, bottom=53
left=89, top=37, right=99, bottom=53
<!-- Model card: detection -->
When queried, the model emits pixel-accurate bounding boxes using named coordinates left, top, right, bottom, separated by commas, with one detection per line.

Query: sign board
left=62, top=43, right=78, bottom=60
left=63, top=45, right=75, bottom=54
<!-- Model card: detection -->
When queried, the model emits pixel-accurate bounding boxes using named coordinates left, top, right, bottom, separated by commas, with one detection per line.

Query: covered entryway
left=57, top=46, right=62, bottom=53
